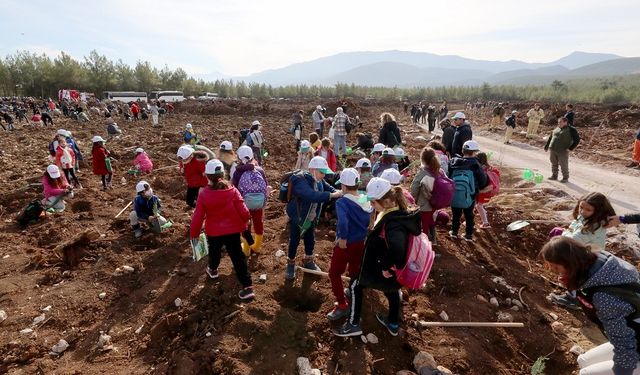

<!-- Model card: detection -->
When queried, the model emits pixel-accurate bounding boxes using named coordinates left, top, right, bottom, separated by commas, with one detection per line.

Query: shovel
left=506, top=219, right=570, bottom=232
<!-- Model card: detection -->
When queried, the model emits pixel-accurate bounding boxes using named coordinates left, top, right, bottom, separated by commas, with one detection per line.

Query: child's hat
left=46, top=165, right=61, bottom=179
left=337, top=168, right=360, bottom=187
left=185, top=123, right=193, bottom=129
left=372, top=143, right=385, bottom=153
left=380, top=168, right=403, bottom=185
left=176, top=145, right=194, bottom=160
left=308, top=156, right=334, bottom=175
left=251, top=120, right=261, bottom=127
left=57, top=129, right=67, bottom=136
left=355, top=158, right=371, bottom=168
left=205, top=159, right=224, bottom=175
left=300, top=140, right=311, bottom=150
left=92, top=135, right=106, bottom=143
left=366, top=177, right=391, bottom=201
left=382, top=148, right=396, bottom=156
left=135, top=147, right=144, bottom=154
left=462, top=140, right=480, bottom=151
left=393, top=148, right=405, bottom=158
left=220, top=141, right=233, bottom=151
left=136, top=180, right=150, bottom=193
left=237, top=145, right=254, bottom=161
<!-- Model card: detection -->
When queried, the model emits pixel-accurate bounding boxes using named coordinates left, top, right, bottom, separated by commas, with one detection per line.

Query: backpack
left=239, top=128, right=250, bottom=145
left=425, top=170, right=455, bottom=210
left=382, top=227, right=435, bottom=290
left=450, top=169, right=475, bottom=208
left=237, top=168, right=267, bottom=210
left=16, top=200, right=44, bottom=227
left=278, top=170, right=302, bottom=203
left=345, top=119, right=354, bottom=134
left=479, top=167, right=501, bottom=199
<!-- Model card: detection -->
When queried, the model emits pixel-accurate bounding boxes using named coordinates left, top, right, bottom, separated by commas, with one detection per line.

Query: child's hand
left=338, top=239, right=347, bottom=249
left=382, top=270, right=393, bottom=279
left=607, top=215, right=621, bottom=227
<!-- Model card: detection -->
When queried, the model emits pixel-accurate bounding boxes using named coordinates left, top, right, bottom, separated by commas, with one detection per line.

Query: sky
left=0, top=0, right=639, bottom=78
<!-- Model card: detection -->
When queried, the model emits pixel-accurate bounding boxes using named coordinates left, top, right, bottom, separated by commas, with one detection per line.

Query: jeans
left=334, top=135, right=346, bottom=157
left=348, top=278, right=401, bottom=326
left=207, top=233, right=252, bottom=288
left=451, top=203, right=475, bottom=237
left=329, top=242, right=364, bottom=306
left=251, top=146, right=262, bottom=165
left=287, top=220, right=315, bottom=259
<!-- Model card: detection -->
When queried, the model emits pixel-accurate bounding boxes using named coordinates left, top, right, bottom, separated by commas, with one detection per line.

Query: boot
left=285, top=258, right=296, bottom=280
left=250, top=234, right=263, bottom=254
left=627, top=161, right=639, bottom=168
left=240, top=236, right=251, bottom=256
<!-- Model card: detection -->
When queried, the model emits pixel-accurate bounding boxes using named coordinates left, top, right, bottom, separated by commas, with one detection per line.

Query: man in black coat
left=450, top=112, right=473, bottom=157
left=440, top=118, right=455, bottom=156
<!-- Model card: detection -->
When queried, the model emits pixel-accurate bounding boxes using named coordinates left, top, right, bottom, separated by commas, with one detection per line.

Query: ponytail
left=206, top=173, right=229, bottom=190
left=380, top=186, right=408, bottom=211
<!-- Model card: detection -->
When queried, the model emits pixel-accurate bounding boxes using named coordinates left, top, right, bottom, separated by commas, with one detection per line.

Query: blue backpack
left=450, top=169, right=475, bottom=208
left=237, top=168, right=268, bottom=210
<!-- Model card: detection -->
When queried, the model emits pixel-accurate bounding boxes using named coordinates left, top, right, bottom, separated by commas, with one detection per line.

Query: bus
left=197, top=92, right=219, bottom=101
left=149, top=91, right=185, bottom=102
left=103, top=91, right=147, bottom=103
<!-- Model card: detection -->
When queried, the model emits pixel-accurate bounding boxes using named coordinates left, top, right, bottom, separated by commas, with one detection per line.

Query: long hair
left=572, top=192, right=616, bottom=234
left=428, top=141, right=446, bottom=153
left=476, top=152, right=490, bottom=168
left=206, top=173, right=230, bottom=190
left=43, top=171, right=64, bottom=189
left=378, top=186, right=408, bottom=211
left=380, top=155, right=395, bottom=165
left=380, top=112, right=395, bottom=125
left=539, top=236, right=597, bottom=290
left=420, top=147, right=440, bottom=173
left=309, top=132, right=319, bottom=144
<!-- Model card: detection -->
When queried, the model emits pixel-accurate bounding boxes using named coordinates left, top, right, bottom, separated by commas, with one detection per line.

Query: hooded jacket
left=448, top=156, right=489, bottom=199
left=442, top=125, right=456, bottom=156
left=190, top=186, right=251, bottom=238
left=231, top=161, right=267, bottom=188
left=134, top=152, right=154, bottom=173
left=182, top=158, right=208, bottom=188
left=286, top=172, right=335, bottom=227
left=378, top=121, right=402, bottom=148
left=451, top=122, right=472, bottom=157
left=577, top=251, right=640, bottom=375
left=92, top=145, right=110, bottom=175
left=357, top=210, right=422, bottom=292
left=335, top=194, right=373, bottom=244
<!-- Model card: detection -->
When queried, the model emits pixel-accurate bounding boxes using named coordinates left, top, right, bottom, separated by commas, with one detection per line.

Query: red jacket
left=190, top=186, right=251, bottom=238
left=92, top=145, right=110, bottom=175
left=55, top=146, right=76, bottom=170
left=314, top=146, right=337, bottom=172
left=182, top=159, right=208, bottom=188
left=131, top=103, right=140, bottom=114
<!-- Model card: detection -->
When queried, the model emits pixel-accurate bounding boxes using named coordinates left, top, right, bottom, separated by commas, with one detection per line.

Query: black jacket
left=569, top=126, right=580, bottom=150
left=505, top=115, right=516, bottom=128
left=378, top=121, right=402, bottom=148
left=442, top=125, right=456, bottom=156
left=564, top=110, right=575, bottom=126
left=357, top=210, right=422, bottom=292
left=451, top=122, right=473, bottom=157
left=448, top=156, right=489, bottom=198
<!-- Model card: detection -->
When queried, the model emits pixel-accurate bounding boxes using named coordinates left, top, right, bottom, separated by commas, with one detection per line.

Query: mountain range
left=225, top=50, right=640, bottom=87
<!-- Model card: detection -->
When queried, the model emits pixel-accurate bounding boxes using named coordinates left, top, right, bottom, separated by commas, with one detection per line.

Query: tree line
left=0, top=50, right=638, bottom=103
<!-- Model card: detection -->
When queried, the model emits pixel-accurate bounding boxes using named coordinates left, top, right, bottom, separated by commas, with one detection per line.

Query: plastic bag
left=191, top=233, right=209, bottom=262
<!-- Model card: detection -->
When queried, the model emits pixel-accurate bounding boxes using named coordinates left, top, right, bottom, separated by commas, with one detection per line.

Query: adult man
left=526, top=103, right=544, bottom=138
left=489, top=102, right=505, bottom=131
left=291, top=110, right=304, bottom=151
left=149, top=101, right=160, bottom=127
left=312, top=105, right=325, bottom=138
left=427, top=105, right=437, bottom=133
left=451, top=112, right=473, bottom=157
left=332, top=107, right=349, bottom=158
left=504, top=110, right=517, bottom=144
left=440, top=118, right=456, bottom=156
left=564, top=103, right=575, bottom=126
left=544, top=117, right=580, bottom=183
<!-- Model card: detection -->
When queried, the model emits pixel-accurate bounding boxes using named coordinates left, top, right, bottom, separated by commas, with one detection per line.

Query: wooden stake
left=115, top=201, right=132, bottom=219
left=418, top=321, right=524, bottom=328
left=296, top=266, right=350, bottom=281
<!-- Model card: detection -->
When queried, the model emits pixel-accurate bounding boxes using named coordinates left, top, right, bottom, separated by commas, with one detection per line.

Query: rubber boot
left=240, top=236, right=251, bottom=256
left=250, top=234, right=263, bottom=254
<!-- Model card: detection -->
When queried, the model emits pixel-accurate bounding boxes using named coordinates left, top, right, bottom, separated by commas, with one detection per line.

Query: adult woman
left=378, top=112, right=401, bottom=148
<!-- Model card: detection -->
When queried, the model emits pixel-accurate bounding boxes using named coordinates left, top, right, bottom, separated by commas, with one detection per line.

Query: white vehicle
left=149, top=91, right=185, bottom=102
left=103, top=91, right=147, bottom=103
left=197, top=92, right=219, bottom=101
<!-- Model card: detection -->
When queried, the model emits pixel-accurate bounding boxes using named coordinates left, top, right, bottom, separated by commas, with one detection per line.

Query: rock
left=50, top=339, right=69, bottom=355
left=551, top=321, right=564, bottom=333
left=97, top=331, right=111, bottom=349
left=20, top=328, right=33, bottom=335
left=62, top=270, right=71, bottom=277
left=419, top=368, right=442, bottom=375
left=205, top=332, right=212, bottom=337
left=174, top=298, right=182, bottom=307
left=437, top=365, right=453, bottom=374
left=549, top=312, right=559, bottom=321
left=570, top=344, right=585, bottom=355
left=310, top=370, right=321, bottom=375
left=497, top=312, right=514, bottom=323
left=275, top=250, right=285, bottom=258
left=121, top=177, right=127, bottom=185
left=510, top=306, right=519, bottom=312
left=439, top=311, right=449, bottom=321
left=135, top=325, right=144, bottom=334
left=411, top=313, right=419, bottom=320
left=32, top=314, right=45, bottom=326
left=122, top=265, right=135, bottom=273
left=297, top=357, right=313, bottom=375
left=259, top=274, right=267, bottom=283
left=413, top=351, right=438, bottom=372
left=177, top=267, right=188, bottom=275
left=0, top=310, right=7, bottom=323
left=476, top=294, right=488, bottom=303
left=366, top=333, right=379, bottom=344
left=489, top=297, right=499, bottom=307
left=42, top=305, right=52, bottom=312
left=512, top=300, right=523, bottom=309
left=99, top=292, right=107, bottom=299
left=2, top=254, right=9, bottom=259
left=397, top=371, right=418, bottom=375
left=361, top=335, right=368, bottom=343
left=505, top=298, right=512, bottom=306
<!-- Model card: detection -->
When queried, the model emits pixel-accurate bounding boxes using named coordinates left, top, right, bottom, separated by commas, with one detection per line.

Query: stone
left=361, top=335, right=368, bottom=344
left=32, top=314, right=45, bottom=326
left=489, top=297, right=499, bottom=307
left=275, top=250, right=285, bottom=258
left=174, top=298, right=182, bottom=307
left=366, top=333, right=379, bottom=344
left=42, top=305, right=52, bottom=312
left=437, top=366, right=453, bottom=374
left=413, top=351, right=438, bottom=372
left=0, top=310, right=7, bottom=323
left=476, top=294, right=488, bottom=303
left=551, top=321, right=564, bottom=333
left=205, top=332, right=212, bottom=337
left=510, top=306, right=519, bottom=312
left=135, top=325, right=144, bottom=334
left=297, top=357, right=313, bottom=375
left=512, top=300, right=523, bottom=309
left=122, top=265, right=135, bottom=273
left=497, top=312, right=514, bottom=323
left=50, top=339, right=69, bottom=355
left=20, top=328, right=33, bottom=335
left=310, top=370, right=321, bottom=375
left=570, top=344, right=585, bottom=355
left=549, top=312, right=559, bottom=321
left=97, top=331, right=111, bottom=349
left=259, top=274, right=268, bottom=283
left=505, top=298, right=512, bottom=306
left=439, top=311, right=449, bottom=321
left=411, top=313, right=419, bottom=320
left=99, top=292, right=107, bottom=299
left=397, top=371, right=418, bottom=375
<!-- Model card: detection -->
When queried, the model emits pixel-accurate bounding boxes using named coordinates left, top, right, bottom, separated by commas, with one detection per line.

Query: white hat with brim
left=237, top=145, right=254, bottom=161
left=382, top=148, right=396, bottom=156
left=300, top=140, right=311, bottom=151
left=452, top=112, right=466, bottom=120
left=463, top=140, right=480, bottom=151
left=366, top=177, right=391, bottom=201
left=135, top=148, right=144, bottom=154
left=92, top=135, right=106, bottom=143
left=46, top=165, right=61, bottom=179
left=136, top=180, right=150, bottom=193
left=220, top=141, right=233, bottom=151
left=57, top=129, right=67, bottom=136
left=308, top=156, right=334, bottom=175
left=177, top=145, right=194, bottom=160
left=372, top=143, right=385, bottom=153
left=355, top=158, right=371, bottom=168
left=393, top=148, right=405, bottom=158
left=205, top=159, right=224, bottom=175
left=337, top=168, right=360, bottom=187
left=380, top=168, right=403, bottom=185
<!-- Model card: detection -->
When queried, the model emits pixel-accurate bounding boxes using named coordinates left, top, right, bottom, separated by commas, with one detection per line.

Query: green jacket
left=546, top=126, right=573, bottom=152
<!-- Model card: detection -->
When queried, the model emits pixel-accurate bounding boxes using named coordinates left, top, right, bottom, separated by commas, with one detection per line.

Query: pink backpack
left=426, top=169, right=455, bottom=210
left=382, top=227, right=435, bottom=290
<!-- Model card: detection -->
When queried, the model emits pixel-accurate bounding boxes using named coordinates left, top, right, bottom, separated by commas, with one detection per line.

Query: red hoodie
left=190, top=186, right=251, bottom=238
left=314, top=146, right=337, bottom=172
left=182, top=159, right=208, bottom=188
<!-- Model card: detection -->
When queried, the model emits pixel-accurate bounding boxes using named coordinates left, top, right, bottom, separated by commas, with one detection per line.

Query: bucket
left=522, top=169, right=533, bottom=181
left=346, top=146, right=353, bottom=156
left=534, top=173, right=544, bottom=184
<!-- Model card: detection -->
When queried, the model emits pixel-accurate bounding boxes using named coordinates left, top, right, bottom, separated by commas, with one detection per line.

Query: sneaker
left=303, top=258, right=321, bottom=272
left=327, top=304, right=350, bottom=321
left=285, top=263, right=295, bottom=280
left=548, top=175, right=558, bottom=181
left=626, top=161, right=639, bottom=168
left=344, top=287, right=352, bottom=301
left=206, top=267, right=219, bottom=279
left=463, top=235, right=474, bottom=242
left=238, top=287, right=255, bottom=300
left=479, top=224, right=492, bottom=229
left=560, top=178, right=569, bottom=183
left=375, top=312, right=399, bottom=336
left=448, top=231, right=459, bottom=239
left=549, top=292, right=580, bottom=310
left=134, top=228, right=143, bottom=238
left=332, top=322, right=363, bottom=337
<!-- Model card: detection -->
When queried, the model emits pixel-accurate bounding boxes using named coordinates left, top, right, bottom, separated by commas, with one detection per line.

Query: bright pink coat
left=42, top=174, right=69, bottom=199
left=134, top=152, right=154, bottom=173
left=190, top=186, right=251, bottom=238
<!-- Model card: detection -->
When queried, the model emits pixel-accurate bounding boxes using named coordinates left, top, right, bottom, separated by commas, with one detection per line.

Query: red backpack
left=381, top=228, right=435, bottom=290
left=478, top=166, right=501, bottom=200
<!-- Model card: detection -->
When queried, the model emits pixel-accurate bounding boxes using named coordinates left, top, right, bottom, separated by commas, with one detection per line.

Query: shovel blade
left=507, top=220, right=531, bottom=231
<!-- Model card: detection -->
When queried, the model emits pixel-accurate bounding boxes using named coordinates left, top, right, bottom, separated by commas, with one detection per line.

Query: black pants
left=186, top=187, right=200, bottom=208
left=451, top=203, right=475, bottom=237
left=348, top=279, right=401, bottom=326
left=428, top=118, right=436, bottom=132
left=63, top=168, right=80, bottom=186
left=101, top=173, right=112, bottom=188
left=207, top=233, right=252, bottom=288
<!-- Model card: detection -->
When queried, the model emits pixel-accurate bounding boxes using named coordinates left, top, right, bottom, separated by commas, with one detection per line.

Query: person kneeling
left=129, top=181, right=167, bottom=238
left=42, top=165, right=74, bottom=212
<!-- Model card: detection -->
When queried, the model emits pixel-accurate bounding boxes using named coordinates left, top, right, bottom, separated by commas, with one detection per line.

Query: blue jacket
left=335, top=195, right=373, bottom=244
left=451, top=122, right=473, bottom=157
left=372, top=161, right=398, bottom=177
left=133, top=194, right=161, bottom=220
left=286, top=172, right=335, bottom=226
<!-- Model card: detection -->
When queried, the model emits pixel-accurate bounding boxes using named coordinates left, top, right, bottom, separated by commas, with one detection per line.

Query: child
left=133, top=148, right=154, bottom=174
left=334, top=178, right=421, bottom=337
left=190, top=159, right=255, bottom=300
left=42, top=165, right=73, bottom=212
left=540, top=236, right=640, bottom=375
left=232, top=146, right=268, bottom=257
left=428, top=140, right=449, bottom=176
left=626, top=129, right=640, bottom=168
left=372, top=148, right=399, bottom=177
left=247, top=120, right=265, bottom=165
left=107, top=121, right=122, bottom=138
left=475, top=152, right=501, bottom=229
left=309, top=132, right=321, bottom=150
left=129, top=181, right=167, bottom=238
left=92, top=136, right=112, bottom=190
left=394, top=147, right=411, bottom=173
left=410, top=147, right=442, bottom=242
left=380, top=168, right=415, bottom=205
left=295, top=140, right=314, bottom=171
left=355, top=158, right=372, bottom=191
left=218, top=141, right=237, bottom=179
left=64, top=131, right=83, bottom=172
left=285, top=156, right=341, bottom=280
left=315, top=138, right=337, bottom=172
left=354, top=132, right=374, bottom=153
left=177, top=145, right=209, bottom=208
left=327, top=168, right=373, bottom=320
left=370, top=143, right=385, bottom=165
left=55, top=138, right=81, bottom=188
left=183, top=123, right=199, bottom=145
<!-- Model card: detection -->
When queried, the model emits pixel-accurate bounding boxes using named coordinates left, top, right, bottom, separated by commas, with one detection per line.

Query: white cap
left=92, top=135, right=106, bottom=143
left=300, top=140, right=311, bottom=150
left=355, top=158, right=371, bottom=168
left=251, top=120, right=261, bottom=127
left=382, top=148, right=396, bottom=156
left=394, top=148, right=405, bottom=158
left=177, top=145, right=194, bottom=160
left=135, top=147, right=144, bottom=154
left=338, top=168, right=360, bottom=187
left=316, top=105, right=323, bottom=110
left=336, top=107, right=343, bottom=113
left=186, top=123, right=193, bottom=129
left=366, top=177, right=392, bottom=201
left=136, top=180, right=150, bottom=193
left=463, top=140, right=480, bottom=151
left=205, top=159, right=224, bottom=175
left=64, top=130, right=72, bottom=137
left=57, top=129, right=67, bottom=136
left=452, top=112, right=466, bottom=120
left=46, top=165, right=61, bottom=178
left=237, top=145, right=254, bottom=161
left=372, top=143, right=385, bottom=153
left=512, top=110, right=518, bottom=114
left=380, top=168, right=403, bottom=185
left=220, top=141, right=233, bottom=151
left=308, top=156, right=334, bottom=175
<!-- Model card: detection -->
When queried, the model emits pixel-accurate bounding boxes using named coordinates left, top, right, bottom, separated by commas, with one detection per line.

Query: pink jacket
left=42, top=175, right=69, bottom=200
left=134, top=152, right=153, bottom=173
left=190, top=186, right=251, bottom=238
